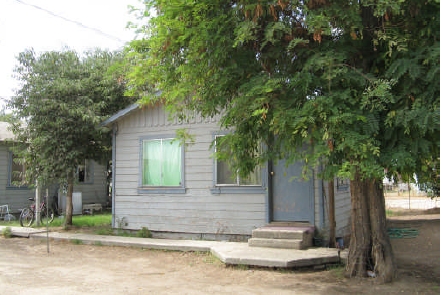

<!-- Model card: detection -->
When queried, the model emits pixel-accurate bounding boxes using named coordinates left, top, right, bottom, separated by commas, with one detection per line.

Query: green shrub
left=136, top=227, right=152, bottom=238
left=2, top=227, right=12, bottom=238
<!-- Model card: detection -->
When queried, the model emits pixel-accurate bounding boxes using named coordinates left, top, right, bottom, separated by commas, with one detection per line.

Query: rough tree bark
left=367, top=178, right=396, bottom=282
left=345, top=169, right=396, bottom=282
left=346, top=170, right=371, bottom=278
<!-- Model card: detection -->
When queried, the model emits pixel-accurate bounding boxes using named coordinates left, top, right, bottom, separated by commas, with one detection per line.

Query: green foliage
left=8, top=48, right=135, bottom=187
left=0, top=108, right=13, bottom=122
left=136, top=227, right=152, bottom=238
left=72, top=214, right=112, bottom=228
left=39, top=213, right=111, bottom=228
left=2, top=227, right=12, bottom=238
left=126, top=0, right=439, bottom=186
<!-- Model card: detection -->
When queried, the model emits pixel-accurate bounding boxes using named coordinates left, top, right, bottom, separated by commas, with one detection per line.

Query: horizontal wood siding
left=0, top=143, right=107, bottom=213
left=72, top=161, right=108, bottom=206
left=113, top=106, right=267, bottom=236
left=315, top=178, right=351, bottom=238
left=334, top=185, right=351, bottom=237
left=0, top=143, right=34, bottom=213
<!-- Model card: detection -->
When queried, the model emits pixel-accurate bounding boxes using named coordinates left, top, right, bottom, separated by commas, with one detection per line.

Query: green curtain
left=143, top=139, right=181, bottom=186
left=143, top=140, right=162, bottom=186
left=162, top=140, right=181, bottom=186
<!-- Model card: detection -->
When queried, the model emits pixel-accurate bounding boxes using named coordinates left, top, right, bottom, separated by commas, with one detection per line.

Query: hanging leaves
left=128, top=0, right=439, bottom=183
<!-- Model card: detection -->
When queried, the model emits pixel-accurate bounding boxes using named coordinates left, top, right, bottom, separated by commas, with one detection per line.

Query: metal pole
left=35, top=181, right=40, bottom=226
left=46, top=188, right=49, bottom=253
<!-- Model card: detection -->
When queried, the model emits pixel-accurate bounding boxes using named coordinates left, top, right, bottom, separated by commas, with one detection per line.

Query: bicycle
left=19, top=196, right=55, bottom=227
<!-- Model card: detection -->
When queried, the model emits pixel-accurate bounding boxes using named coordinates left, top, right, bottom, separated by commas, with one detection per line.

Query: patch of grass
left=327, top=264, right=346, bottom=279
left=2, top=213, right=113, bottom=229
left=2, top=227, right=12, bottom=238
left=203, top=253, right=222, bottom=265
left=93, top=241, right=103, bottom=246
left=72, top=214, right=112, bottom=227
left=0, top=219, right=20, bottom=227
left=60, top=213, right=111, bottom=227
left=53, top=214, right=112, bottom=232
left=386, top=209, right=395, bottom=217
left=233, top=264, right=249, bottom=270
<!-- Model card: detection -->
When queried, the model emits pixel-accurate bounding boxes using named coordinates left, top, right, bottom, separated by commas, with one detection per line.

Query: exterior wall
left=0, top=143, right=34, bottom=214
left=112, top=106, right=267, bottom=237
left=0, top=142, right=108, bottom=215
left=317, top=178, right=351, bottom=241
left=57, top=160, right=108, bottom=215
left=72, top=161, right=109, bottom=207
left=334, top=181, right=351, bottom=237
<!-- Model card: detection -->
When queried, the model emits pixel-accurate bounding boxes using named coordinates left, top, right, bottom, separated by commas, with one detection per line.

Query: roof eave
left=101, top=103, right=140, bottom=127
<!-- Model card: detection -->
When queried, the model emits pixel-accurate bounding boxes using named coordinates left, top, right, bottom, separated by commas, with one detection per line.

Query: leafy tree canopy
left=128, top=0, right=439, bottom=185
left=8, top=48, right=134, bottom=222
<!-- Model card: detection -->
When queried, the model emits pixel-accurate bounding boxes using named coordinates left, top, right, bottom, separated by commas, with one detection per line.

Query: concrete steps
left=248, top=223, right=314, bottom=250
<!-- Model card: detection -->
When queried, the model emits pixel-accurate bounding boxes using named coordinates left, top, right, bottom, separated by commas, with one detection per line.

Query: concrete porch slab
left=0, top=225, right=347, bottom=269
left=211, top=242, right=344, bottom=268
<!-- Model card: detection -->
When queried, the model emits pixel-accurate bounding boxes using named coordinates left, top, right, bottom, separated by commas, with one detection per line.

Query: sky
left=0, top=0, right=141, bottom=109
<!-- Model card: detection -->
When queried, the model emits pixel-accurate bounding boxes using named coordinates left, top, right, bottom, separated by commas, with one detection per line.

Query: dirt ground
left=0, top=208, right=439, bottom=294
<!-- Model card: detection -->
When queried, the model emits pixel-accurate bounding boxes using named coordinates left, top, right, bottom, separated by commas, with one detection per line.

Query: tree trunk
left=345, top=169, right=396, bottom=282
left=346, top=170, right=371, bottom=278
left=328, top=179, right=336, bottom=248
left=367, top=178, right=396, bottom=283
left=64, top=173, right=74, bottom=226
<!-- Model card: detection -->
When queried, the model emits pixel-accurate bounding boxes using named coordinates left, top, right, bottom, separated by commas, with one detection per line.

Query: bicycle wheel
left=41, top=207, right=55, bottom=224
left=19, top=208, right=34, bottom=227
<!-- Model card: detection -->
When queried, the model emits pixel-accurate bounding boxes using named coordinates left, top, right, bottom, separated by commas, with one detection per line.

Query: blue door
left=271, top=160, right=314, bottom=223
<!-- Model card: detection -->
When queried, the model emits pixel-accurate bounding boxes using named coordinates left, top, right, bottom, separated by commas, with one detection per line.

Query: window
left=77, top=160, right=93, bottom=183
left=140, top=137, right=184, bottom=193
left=8, top=153, right=27, bottom=187
left=215, top=135, right=262, bottom=186
left=337, top=178, right=349, bottom=191
left=216, top=156, right=261, bottom=185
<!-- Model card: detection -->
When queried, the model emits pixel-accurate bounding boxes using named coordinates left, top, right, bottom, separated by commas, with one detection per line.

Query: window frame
left=138, top=135, right=186, bottom=194
left=210, top=133, right=266, bottom=195
left=77, top=159, right=94, bottom=184
left=7, top=152, right=28, bottom=188
left=336, top=177, right=349, bottom=191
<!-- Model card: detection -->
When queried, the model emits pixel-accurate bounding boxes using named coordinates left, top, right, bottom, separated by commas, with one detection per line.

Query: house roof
left=102, top=92, right=163, bottom=127
left=0, top=121, right=14, bottom=142
left=102, top=103, right=140, bottom=126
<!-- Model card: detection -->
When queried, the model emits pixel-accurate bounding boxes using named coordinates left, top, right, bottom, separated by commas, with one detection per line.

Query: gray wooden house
left=0, top=121, right=108, bottom=216
left=103, top=104, right=351, bottom=243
